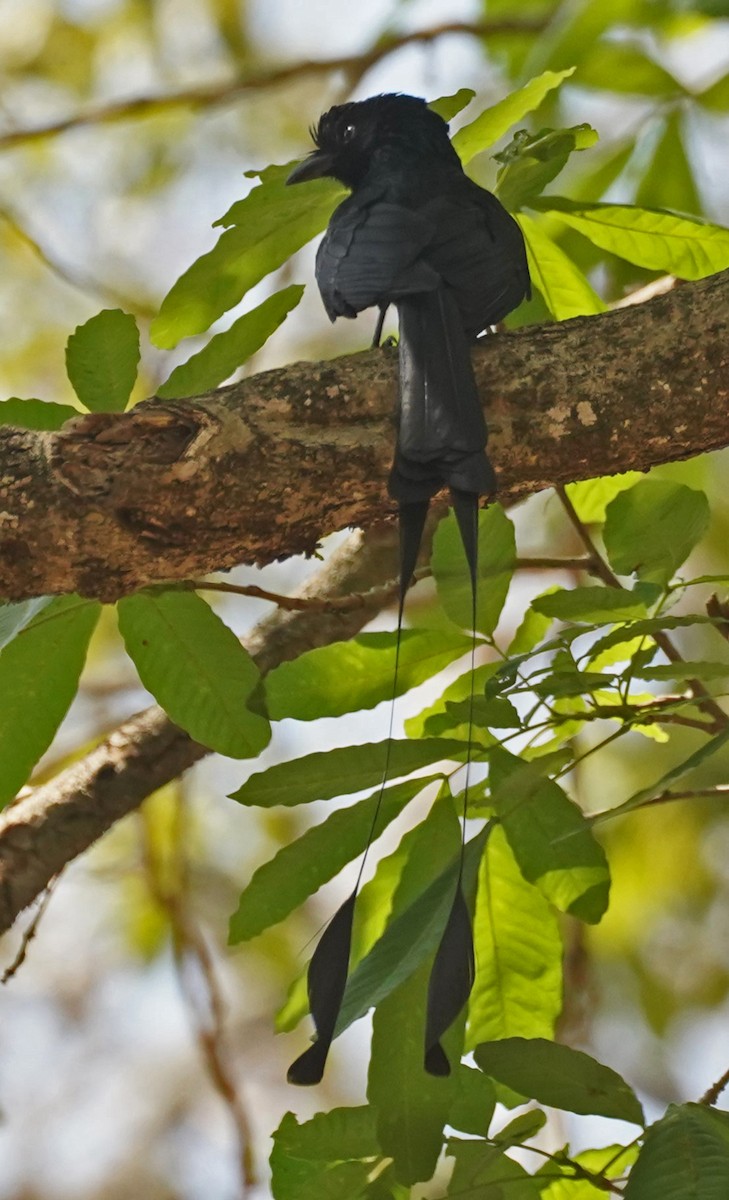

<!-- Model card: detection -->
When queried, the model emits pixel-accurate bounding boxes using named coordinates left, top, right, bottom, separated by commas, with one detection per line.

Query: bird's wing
left=315, top=192, right=439, bottom=321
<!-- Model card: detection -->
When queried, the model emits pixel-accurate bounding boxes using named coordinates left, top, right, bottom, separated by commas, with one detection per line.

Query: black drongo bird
left=286, top=93, right=530, bottom=1086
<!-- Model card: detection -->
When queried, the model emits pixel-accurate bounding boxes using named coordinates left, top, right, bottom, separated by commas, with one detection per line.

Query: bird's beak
left=286, top=150, right=334, bottom=185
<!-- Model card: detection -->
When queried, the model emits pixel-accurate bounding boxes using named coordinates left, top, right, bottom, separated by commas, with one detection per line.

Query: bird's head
left=287, top=93, right=456, bottom=189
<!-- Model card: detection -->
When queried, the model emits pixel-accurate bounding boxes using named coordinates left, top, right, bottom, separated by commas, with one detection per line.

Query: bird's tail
left=389, top=288, right=496, bottom=504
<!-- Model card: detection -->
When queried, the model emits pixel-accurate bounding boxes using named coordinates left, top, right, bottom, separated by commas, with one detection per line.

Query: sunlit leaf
left=474, top=1038, right=644, bottom=1124
left=266, top=627, right=472, bottom=720
left=157, top=285, right=304, bottom=398
left=429, top=88, right=475, bottom=122
left=517, top=213, right=606, bottom=318
left=65, top=309, right=140, bottom=412
left=117, top=590, right=270, bottom=758
left=432, top=505, right=515, bottom=635
left=566, top=472, right=643, bottom=523
left=452, top=68, right=576, bottom=162
left=495, top=124, right=598, bottom=211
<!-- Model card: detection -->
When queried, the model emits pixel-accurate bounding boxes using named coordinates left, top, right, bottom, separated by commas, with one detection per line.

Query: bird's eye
left=343, top=123, right=356, bottom=143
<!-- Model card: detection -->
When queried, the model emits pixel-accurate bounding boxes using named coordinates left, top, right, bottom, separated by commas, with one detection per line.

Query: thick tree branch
left=0, top=524, right=414, bottom=938
left=1, top=270, right=727, bottom=603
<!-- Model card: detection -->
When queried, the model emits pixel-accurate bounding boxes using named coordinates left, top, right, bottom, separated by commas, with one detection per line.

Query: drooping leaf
left=151, top=165, right=343, bottom=347
left=65, top=309, right=140, bottom=412
left=448, top=1064, right=497, bottom=1138
left=517, top=212, right=606, bottom=319
left=429, top=88, right=475, bottom=122
left=228, top=775, right=439, bottom=943
left=0, top=596, right=101, bottom=808
left=490, top=747, right=610, bottom=923
left=432, top=505, right=515, bottom=635
left=0, top=398, right=80, bottom=429
left=495, top=124, right=598, bottom=212
left=565, top=472, right=643, bottom=524
left=157, top=284, right=304, bottom=398
left=531, top=586, right=650, bottom=623
left=534, top=196, right=729, bottom=278
left=624, top=1104, right=729, bottom=1200
left=467, top=825, right=563, bottom=1046
left=452, top=68, right=576, bottom=163
left=117, top=589, right=270, bottom=759
left=603, top=480, right=710, bottom=585
left=266, top=627, right=472, bottom=721
left=474, top=1038, right=644, bottom=1125
left=230, top=738, right=467, bottom=807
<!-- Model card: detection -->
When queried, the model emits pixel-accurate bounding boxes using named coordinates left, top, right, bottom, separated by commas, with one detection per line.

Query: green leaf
left=336, top=825, right=489, bottom=1037
left=467, top=825, right=562, bottom=1046
left=635, top=661, right=729, bottom=682
left=603, top=480, right=710, bottom=585
left=566, top=472, right=643, bottom=523
left=448, top=1065, right=497, bottom=1137
left=405, top=663, right=499, bottom=740
left=117, top=590, right=270, bottom=759
left=534, top=197, right=729, bottom=279
left=531, top=586, right=650, bottom=623
left=588, top=613, right=721, bottom=657
left=531, top=667, right=616, bottom=698
left=151, top=165, right=343, bottom=347
left=65, top=309, right=140, bottom=412
left=272, top=1106, right=379, bottom=1164
left=429, top=88, right=475, bottom=122
left=495, top=124, right=598, bottom=212
left=452, top=68, right=576, bottom=163
left=230, top=738, right=467, bottom=807
left=493, top=1109, right=547, bottom=1147
left=508, top=594, right=557, bottom=656
left=577, top=43, right=680, bottom=96
left=539, top=1143, right=638, bottom=1198
left=0, top=597, right=52, bottom=650
left=490, top=747, right=610, bottom=923
left=517, top=213, right=606, bottom=319
left=447, top=1139, right=540, bottom=1198
left=432, top=505, right=515, bottom=635
left=157, top=285, right=304, bottom=398
left=228, top=775, right=438, bottom=943
left=624, top=1104, right=729, bottom=1200
left=0, top=596, right=101, bottom=808
left=266, top=627, right=472, bottom=721
left=369, top=958, right=459, bottom=1186
left=636, top=111, right=701, bottom=217
left=0, top=398, right=80, bottom=429
left=697, top=71, right=729, bottom=111
left=594, top=727, right=729, bottom=822
left=474, top=1038, right=644, bottom=1125
left=445, top=696, right=521, bottom=729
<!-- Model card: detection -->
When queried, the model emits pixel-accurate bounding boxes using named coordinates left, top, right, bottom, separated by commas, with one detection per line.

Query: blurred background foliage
left=2, top=0, right=729, bottom=1197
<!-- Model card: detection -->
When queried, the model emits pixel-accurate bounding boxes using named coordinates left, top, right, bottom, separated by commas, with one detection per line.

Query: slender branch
left=594, top=786, right=729, bottom=821
left=0, top=20, right=545, bottom=152
left=701, top=1064, right=729, bottom=1106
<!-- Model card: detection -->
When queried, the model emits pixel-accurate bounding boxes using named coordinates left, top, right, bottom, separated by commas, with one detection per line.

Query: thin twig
left=1, top=878, right=58, bottom=983
left=0, top=19, right=546, bottom=152
left=701, top=1064, right=729, bottom=1106
left=593, top=785, right=729, bottom=821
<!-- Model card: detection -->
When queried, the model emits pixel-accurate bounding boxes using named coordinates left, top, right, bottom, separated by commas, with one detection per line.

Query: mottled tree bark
left=1, top=269, right=727, bottom=603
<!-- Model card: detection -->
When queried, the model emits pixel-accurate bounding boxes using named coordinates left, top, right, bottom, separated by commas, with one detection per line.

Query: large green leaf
left=490, top=747, right=610, bottom=922
left=65, top=309, right=140, bottom=412
left=603, top=480, right=710, bottom=585
left=577, top=43, right=680, bottom=96
left=447, top=1139, right=540, bottom=1198
left=467, top=825, right=562, bottom=1046
left=117, top=590, right=270, bottom=758
left=474, top=1038, right=644, bottom=1125
left=0, top=398, right=80, bottom=429
left=636, top=111, right=701, bottom=217
left=531, top=586, right=650, bottom=623
left=369, top=959, right=459, bottom=1186
left=228, top=775, right=438, bottom=943
left=271, top=1107, right=379, bottom=1165
left=565, top=472, right=643, bottom=523
left=534, top=197, right=729, bottom=278
left=432, top=505, right=515, bottom=635
left=0, top=596, right=101, bottom=807
left=230, top=738, right=467, bottom=807
left=151, top=164, right=343, bottom=347
left=157, top=285, right=304, bottom=399
left=448, top=1064, right=497, bottom=1138
left=269, top=1115, right=373, bottom=1200
left=452, top=69, right=576, bottom=163
left=624, top=1104, right=729, bottom=1200
left=517, top=212, right=606, bottom=319
left=265, top=627, right=472, bottom=721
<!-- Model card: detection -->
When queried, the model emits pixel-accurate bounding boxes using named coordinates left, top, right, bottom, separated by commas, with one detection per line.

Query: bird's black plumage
left=286, top=92, right=529, bottom=1085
